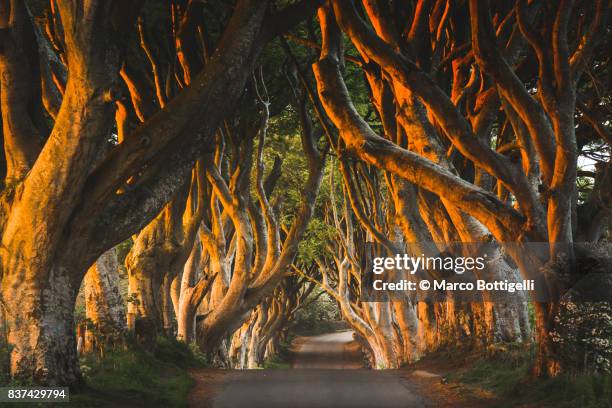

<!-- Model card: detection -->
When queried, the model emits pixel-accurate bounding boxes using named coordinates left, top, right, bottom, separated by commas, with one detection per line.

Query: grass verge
left=445, top=346, right=612, bottom=407
left=71, top=336, right=207, bottom=407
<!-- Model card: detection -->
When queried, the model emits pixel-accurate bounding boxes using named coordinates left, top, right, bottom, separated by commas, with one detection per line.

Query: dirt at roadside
left=187, top=369, right=227, bottom=408
left=400, top=353, right=502, bottom=408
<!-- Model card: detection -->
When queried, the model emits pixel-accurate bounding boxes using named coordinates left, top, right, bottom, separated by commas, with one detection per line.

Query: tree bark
left=1, top=264, right=82, bottom=386
left=82, top=248, right=126, bottom=354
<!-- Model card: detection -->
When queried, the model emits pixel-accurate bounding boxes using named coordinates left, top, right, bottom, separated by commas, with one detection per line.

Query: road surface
left=292, top=331, right=363, bottom=369
left=189, top=331, right=429, bottom=408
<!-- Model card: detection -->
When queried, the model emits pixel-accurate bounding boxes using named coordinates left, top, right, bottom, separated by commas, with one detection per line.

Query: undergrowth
left=449, top=345, right=612, bottom=407
left=70, top=336, right=207, bottom=407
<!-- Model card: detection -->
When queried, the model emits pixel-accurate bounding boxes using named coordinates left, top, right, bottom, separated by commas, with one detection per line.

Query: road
left=291, top=331, right=363, bottom=369
left=189, top=331, right=429, bottom=408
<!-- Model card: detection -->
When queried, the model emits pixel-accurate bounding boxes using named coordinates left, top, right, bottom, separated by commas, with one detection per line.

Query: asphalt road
left=190, top=331, right=429, bottom=408
left=291, top=330, right=363, bottom=369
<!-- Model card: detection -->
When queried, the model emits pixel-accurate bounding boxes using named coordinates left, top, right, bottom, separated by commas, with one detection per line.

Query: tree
left=0, top=0, right=320, bottom=386
left=312, top=0, right=609, bottom=377
left=192, top=69, right=328, bottom=354
left=80, top=249, right=126, bottom=355
left=0, top=0, right=608, bottom=387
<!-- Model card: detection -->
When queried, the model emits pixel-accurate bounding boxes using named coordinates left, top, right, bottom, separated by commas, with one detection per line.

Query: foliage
left=291, top=291, right=342, bottom=335
left=71, top=336, right=205, bottom=407
left=153, top=336, right=208, bottom=368
left=452, top=347, right=612, bottom=408
left=115, top=239, right=134, bottom=266
left=552, top=302, right=612, bottom=373
left=295, top=218, right=337, bottom=265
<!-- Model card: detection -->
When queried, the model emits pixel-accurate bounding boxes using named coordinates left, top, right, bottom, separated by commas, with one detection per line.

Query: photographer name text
left=372, top=279, right=535, bottom=293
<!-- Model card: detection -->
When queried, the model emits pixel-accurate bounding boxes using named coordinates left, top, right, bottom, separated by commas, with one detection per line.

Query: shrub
left=552, top=301, right=612, bottom=373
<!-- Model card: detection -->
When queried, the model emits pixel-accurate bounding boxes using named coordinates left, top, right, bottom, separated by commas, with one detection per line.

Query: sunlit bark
left=0, top=0, right=318, bottom=385
left=312, top=0, right=608, bottom=377
left=82, top=249, right=126, bottom=355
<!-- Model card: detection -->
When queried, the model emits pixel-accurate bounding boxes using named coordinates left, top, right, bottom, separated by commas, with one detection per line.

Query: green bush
left=455, top=347, right=612, bottom=408
left=552, top=301, right=612, bottom=373
left=72, top=336, right=205, bottom=407
left=291, top=290, right=342, bottom=335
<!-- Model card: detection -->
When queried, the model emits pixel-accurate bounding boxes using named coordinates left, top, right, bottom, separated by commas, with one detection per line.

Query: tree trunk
left=126, top=264, right=162, bottom=346
left=176, top=239, right=216, bottom=344
left=533, top=302, right=561, bottom=377
left=161, top=274, right=175, bottom=336
left=229, top=318, right=256, bottom=369
left=1, top=264, right=82, bottom=386
left=177, top=297, right=197, bottom=344
left=82, top=248, right=126, bottom=354
left=247, top=305, right=268, bottom=369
